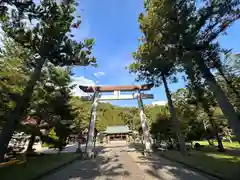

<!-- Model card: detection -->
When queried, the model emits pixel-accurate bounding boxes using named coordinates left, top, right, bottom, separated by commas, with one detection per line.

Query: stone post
left=137, top=92, right=152, bottom=152
left=85, top=91, right=99, bottom=158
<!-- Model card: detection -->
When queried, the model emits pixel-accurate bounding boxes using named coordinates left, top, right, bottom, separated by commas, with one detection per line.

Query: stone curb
left=32, top=155, right=81, bottom=180
left=158, top=153, right=227, bottom=180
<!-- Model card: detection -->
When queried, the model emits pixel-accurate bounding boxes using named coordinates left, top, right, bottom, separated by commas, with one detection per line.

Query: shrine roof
left=104, top=125, right=131, bottom=134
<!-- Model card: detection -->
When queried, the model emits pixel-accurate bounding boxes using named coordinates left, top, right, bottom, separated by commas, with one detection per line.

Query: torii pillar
left=79, top=84, right=154, bottom=158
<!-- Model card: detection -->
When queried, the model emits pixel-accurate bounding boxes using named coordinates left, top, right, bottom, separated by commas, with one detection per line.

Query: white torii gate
left=79, top=84, right=154, bottom=158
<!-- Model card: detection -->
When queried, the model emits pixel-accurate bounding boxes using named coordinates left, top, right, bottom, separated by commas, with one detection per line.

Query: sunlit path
left=40, top=142, right=215, bottom=180
left=33, top=143, right=85, bottom=154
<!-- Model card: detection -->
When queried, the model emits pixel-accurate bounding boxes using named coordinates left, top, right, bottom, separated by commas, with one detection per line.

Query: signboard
left=22, top=116, right=38, bottom=125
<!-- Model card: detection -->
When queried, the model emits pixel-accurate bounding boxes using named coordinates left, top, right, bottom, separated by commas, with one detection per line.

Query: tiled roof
left=104, top=125, right=131, bottom=134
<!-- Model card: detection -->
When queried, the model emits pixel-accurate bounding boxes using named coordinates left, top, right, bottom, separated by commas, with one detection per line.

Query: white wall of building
left=151, top=101, right=167, bottom=106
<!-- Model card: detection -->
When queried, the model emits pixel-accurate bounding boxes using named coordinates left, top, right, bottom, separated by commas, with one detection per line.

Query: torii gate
left=79, top=84, right=154, bottom=158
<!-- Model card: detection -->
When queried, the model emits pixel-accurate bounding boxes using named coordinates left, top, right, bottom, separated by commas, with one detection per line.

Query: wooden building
left=104, top=125, right=132, bottom=141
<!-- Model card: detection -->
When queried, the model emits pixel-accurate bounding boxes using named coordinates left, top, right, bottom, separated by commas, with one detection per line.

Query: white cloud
left=93, top=71, right=105, bottom=78
left=70, top=76, right=95, bottom=97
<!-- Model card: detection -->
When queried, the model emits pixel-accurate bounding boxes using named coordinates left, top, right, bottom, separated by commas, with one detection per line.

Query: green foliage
left=150, top=114, right=173, bottom=140
left=223, top=53, right=240, bottom=76
left=129, top=0, right=240, bottom=147
left=1, top=0, right=96, bottom=67
left=43, top=128, right=58, bottom=148
left=48, top=128, right=57, bottom=140
left=118, top=107, right=139, bottom=130
left=69, top=96, right=92, bottom=131
left=216, top=74, right=240, bottom=112
left=0, top=36, right=31, bottom=127
left=70, top=99, right=129, bottom=132
left=29, top=63, right=74, bottom=121
left=0, top=0, right=97, bottom=161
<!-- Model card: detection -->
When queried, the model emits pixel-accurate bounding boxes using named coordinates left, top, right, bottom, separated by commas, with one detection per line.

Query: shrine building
left=104, top=125, right=132, bottom=141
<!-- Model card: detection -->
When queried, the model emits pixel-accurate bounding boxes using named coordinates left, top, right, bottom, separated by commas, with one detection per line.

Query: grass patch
left=42, top=143, right=55, bottom=148
left=159, top=150, right=240, bottom=180
left=159, top=141, right=240, bottom=180
left=0, top=153, right=79, bottom=180
left=193, top=141, right=240, bottom=149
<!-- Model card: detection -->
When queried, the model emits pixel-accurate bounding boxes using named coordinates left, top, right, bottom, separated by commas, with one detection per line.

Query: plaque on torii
left=79, top=84, right=154, bottom=158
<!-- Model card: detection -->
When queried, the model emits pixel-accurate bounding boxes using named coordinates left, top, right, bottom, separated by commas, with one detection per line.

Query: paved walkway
left=41, top=142, right=215, bottom=180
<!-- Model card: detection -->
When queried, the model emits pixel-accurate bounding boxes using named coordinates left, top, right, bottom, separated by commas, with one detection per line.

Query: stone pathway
left=40, top=142, right=216, bottom=180
left=41, top=143, right=145, bottom=180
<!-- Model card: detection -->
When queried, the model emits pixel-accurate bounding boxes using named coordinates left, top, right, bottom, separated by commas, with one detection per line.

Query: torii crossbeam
left=79, top=84, right=154, bottom=92
left=79, top=84, right=154, bottom=158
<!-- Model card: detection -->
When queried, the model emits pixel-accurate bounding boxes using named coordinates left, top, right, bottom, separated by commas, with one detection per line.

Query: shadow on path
left=128, top=143, right=216, bottom=180
left=41, top=145, right=133, bottom=180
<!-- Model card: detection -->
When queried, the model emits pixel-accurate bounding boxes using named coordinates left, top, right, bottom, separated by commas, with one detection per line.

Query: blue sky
left=71, top=0, right=240, bottom=107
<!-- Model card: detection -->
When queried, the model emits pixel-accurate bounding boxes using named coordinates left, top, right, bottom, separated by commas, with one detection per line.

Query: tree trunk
left=215, top=133, right=224, bottom=152
left=207, top=115, right=225, bottom=152
left=197, top=59, right=240, bottom=142
left=183, top=60, right=226, bottom=150
left=207, top=139, right=214, bottom=146
left=93, top=135, right=97, bottom=149
left=201, top=99, right=225, bottom=151
left=202, top=119, right=214, bottom=146
left=139, top=133, right=144, bottom=144
left=228, top=135, right=232, bottom=143
left=26, top=135, right=36, bottom=153
left=218, top=68, right=240, bottom=98
left=162, top=74, right=187, bottom=155
left=26, top=118, right=41, bottom=153
left=225, top=129, right=232, bottom=143
left=0, top=58, right=45, bottom=162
